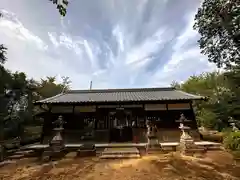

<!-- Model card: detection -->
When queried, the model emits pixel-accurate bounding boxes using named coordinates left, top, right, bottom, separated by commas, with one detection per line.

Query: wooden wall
left=40, top=101, right=197, bottom=137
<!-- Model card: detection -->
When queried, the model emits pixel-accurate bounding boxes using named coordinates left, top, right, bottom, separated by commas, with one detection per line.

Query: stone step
left=205, top=146, right=222, bottom=150
left=100, top=147, right=141, bottom=159
left=100, top=154, right=141, bottom=159
left=147, top=147, right=163, bottom=154
left=0, top=160, right=16, bottom=168
left=101, top=151, right=140, bottom=155
left=195, top=143, right=222, bottom=151
left=7, top=154, right=24, bottom=160
left=147, top=151, right=163, bottom=154
left=65, top=152, right=77, bottom=158
left=6, top=149, right=36, bottom=160
left=101, top=147, right=139, bottom=154
left=14, top=150, right=34, bottom=155
left=77, top=149, right=96, bottom=157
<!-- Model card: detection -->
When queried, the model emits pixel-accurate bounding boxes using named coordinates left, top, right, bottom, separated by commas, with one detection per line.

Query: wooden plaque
left=145, top=104, right=167, bottom=111
left=168, top=103, right=191, bottom=110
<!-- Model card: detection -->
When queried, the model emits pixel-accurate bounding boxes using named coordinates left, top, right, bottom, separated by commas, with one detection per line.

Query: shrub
left=223, top=131, right=240, bottom=151
left=197, top=109, right=218, bottom=129
left=221, top=127, right=232, bottom=134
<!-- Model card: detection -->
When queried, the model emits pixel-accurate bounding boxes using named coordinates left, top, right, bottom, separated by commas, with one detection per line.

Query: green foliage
left=0, top=14, right=7, bottom=65
left=197, top=108, right=218, bottom=129
left=177, top=71, right=239, bottom=130
left=0, top=45, right=7, bottom=64
left=36, top=76, right=71, bottom=99
left=221, top=127, right=233, bottom=133
left=50, top=0, right=69, bottom=16
left=224, top=66, right=240, bottom=119
left=194, top=0, right=240, bottom=69
left=223, top=131, right=240, bottom=151
left=0, top=64, right=71, bottom=140
left=170, top=81, right=181, bottom=89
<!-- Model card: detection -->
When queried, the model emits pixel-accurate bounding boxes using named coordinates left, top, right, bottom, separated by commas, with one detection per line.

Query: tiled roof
left=35, top=87, right=206, bottom=104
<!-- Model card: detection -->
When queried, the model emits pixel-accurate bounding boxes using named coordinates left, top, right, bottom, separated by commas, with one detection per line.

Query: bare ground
left=0, top=151, right=239, bottom=180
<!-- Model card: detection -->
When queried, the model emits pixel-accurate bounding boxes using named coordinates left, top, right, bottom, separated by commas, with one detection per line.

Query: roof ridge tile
left=66, top=87, right=175, bottom=94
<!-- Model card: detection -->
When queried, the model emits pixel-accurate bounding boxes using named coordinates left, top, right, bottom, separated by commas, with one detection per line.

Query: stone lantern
left=228, top=117, right=239, bottom=132
left=146, top=120, right=161, bottom=153
left=49, top=115, right=66, bottom=153
left=178, top=114, right=196, bottom=155
left=42, top=115, right=66, bottom=161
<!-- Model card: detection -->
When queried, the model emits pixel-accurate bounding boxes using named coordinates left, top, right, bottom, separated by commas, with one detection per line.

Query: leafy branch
left=50, top=0, right=69, bottom=17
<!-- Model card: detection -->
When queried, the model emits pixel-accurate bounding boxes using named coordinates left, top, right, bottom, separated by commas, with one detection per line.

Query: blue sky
left=0, top=0, right=216, bottom=89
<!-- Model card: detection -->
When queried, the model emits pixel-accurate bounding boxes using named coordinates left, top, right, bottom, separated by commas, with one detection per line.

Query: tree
left=194, top=0, right=240, bottom=123
left=194, top=0, right=240, bottom=69
left=170, top=81, right=181, bottom=89
left=197, top=108, right=218, bottom=129
left=223, top=66, right=240, bottom=119
left=0, top=12, right=7, bottom=65
left=35, top=76, right=71, bottom=99
left=61, top=76, right=71, bottom=92
left=175, top=71, right=237, bottom=130
left=0, top=1, right=69, bottom=161
left=0, top=45, right=7, bottom=65
left=50, top=0, right=69, bottom=17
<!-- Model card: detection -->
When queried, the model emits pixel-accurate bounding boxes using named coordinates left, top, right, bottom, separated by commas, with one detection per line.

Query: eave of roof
left=35, top=87, right=206, bottom=104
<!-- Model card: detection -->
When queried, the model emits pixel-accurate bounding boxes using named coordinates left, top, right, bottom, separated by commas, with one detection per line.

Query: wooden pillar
left=166, top=102, right=170, bottom=128
left=108, top=110, right=110, bottom=130
left=143, top=104, right=146, bottom=126
left=40, top=116, right=46, bottom=144
left=95, top=106, right=99, bottom=129
left=40, top=104, right=52, bottom=144
left=190, top=101, right=197, bottom=129
left=72, top=105, right=75, bottom=114
left=72, top=105, right=75, bottom=127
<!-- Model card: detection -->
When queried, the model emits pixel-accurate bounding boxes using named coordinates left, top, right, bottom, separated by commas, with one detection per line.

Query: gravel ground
left=0, top=151, right=239, bottom=180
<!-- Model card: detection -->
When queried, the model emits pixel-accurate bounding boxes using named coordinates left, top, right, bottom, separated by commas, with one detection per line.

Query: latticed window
left=96, top=115, right=108, bottom=129
left=83, top=116, right=95, bottom=128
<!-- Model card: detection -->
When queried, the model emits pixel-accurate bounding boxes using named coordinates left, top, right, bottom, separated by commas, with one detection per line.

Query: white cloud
left=0, top=0, right=219, bottom=90
left=148, top=10, right=218, bottom=87
left=48, top=32, right=59, bottom=47
left=48, top=32, right=83, bottom=55
left=0, top=9, right=48, bottom=51
left=83, top=40, right=97, bottom=70
left=125, top=28, right=168, bottom=65
left=173, top=11, right=198, bottom=51
left=112, top=25, right=125, bottom=53
left=0, top=10, right=87, bottom=89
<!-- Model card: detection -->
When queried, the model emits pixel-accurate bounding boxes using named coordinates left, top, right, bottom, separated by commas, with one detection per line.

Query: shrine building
left=35, top=87, right=206, bottom=143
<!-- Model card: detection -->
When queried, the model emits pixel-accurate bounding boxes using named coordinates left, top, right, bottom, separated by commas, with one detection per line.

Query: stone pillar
left=229, top=117, right=239, bottom=132
left=42, top=115, right=66, bottom=161
left=49, top=128, right=65, bottom=152
left=50, top=115, right=65, bottom=151
left=178, top=123, right=196, bottom=155
left=146, top=123, right=161, bottom=153
left=230, top=123, right=239, bottom=132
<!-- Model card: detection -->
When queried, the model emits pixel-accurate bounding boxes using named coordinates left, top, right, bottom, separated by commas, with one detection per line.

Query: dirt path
left=0, top=152, right=239, bottom=180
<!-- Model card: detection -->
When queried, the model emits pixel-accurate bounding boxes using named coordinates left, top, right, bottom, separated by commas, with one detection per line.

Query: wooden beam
left=39, top=104, right=48, bottom=112
left=72, top=105, right=75, bottom=114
